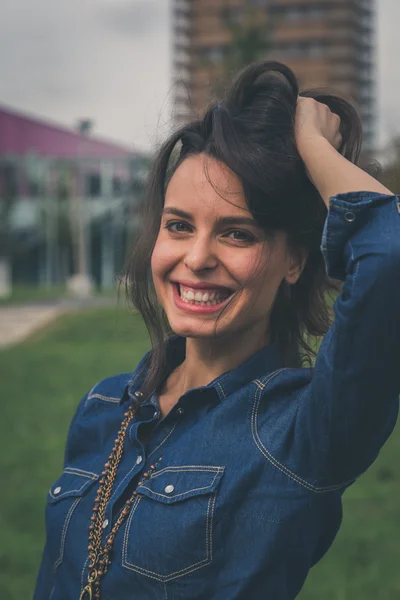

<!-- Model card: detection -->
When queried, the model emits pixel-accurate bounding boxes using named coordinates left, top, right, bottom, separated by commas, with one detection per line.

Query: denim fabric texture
left=34, top=192, right=400, bottom=600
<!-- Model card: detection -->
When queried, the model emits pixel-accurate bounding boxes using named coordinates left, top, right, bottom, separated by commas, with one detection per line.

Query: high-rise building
left=172, top=0, right=376, bottom=151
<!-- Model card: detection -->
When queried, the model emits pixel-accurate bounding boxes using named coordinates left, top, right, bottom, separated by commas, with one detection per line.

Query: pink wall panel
left=0, top=108, right=134, bottom=158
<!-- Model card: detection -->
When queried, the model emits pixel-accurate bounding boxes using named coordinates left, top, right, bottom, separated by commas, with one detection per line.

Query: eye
left=226, top=230, right=255, bottom=243
left=164, top=220, right=192, bottom=234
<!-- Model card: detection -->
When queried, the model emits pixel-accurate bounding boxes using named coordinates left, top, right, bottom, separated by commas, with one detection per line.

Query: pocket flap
left=137, top=466, right=224, bottom=504
left=48, top=467, right=99, bottom=503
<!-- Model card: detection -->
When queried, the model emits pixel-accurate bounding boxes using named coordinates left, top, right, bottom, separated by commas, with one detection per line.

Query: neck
left=169, top=325, right=270, bottom=397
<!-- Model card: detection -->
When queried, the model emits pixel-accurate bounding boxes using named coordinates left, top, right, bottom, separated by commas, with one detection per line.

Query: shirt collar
left=124, top=335, right=283, bottom=404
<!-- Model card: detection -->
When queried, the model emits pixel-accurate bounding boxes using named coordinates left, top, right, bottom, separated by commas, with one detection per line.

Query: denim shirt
left=34, top=192, right=400, bottom=600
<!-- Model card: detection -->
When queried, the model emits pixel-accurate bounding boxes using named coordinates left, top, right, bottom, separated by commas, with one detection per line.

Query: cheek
left=234, top=248, right=284, bottom=299
left=228, top=248, right=269, bottom=288
left=151, top=236, right=180, bottom=281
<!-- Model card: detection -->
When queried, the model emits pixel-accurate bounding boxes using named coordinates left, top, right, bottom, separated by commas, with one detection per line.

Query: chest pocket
left=122, top=465, right=224, bottom=582
left=46, top=468, right=99, bottom=570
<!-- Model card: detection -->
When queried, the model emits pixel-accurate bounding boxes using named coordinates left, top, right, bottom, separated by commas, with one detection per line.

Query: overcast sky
left=1, top=0, right=399, bottom=153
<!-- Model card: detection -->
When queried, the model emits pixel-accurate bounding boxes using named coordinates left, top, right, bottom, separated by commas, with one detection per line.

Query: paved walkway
left=0, top=297, right=115, bottom=349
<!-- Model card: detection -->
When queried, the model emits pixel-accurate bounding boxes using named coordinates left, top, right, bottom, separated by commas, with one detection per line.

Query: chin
left=168, top=316, right=238, bottom=341
left=170, top=323, right=219, bottom=339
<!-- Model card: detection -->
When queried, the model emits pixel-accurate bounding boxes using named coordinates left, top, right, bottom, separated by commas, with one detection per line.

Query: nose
left=184, top=235, right=218, bottom=273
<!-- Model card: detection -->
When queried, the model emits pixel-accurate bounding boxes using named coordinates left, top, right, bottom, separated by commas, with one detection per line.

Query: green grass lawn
left=0, top=284, right=118, bottom=306
left=0, top=308, right=399, bottom=599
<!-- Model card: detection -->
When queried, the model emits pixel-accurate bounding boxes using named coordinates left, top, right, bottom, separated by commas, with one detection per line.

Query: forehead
left=165, top=154, right=250, bottom=216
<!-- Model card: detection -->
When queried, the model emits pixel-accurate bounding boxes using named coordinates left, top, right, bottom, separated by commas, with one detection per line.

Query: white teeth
left=178, top=285, right=231, bottom=306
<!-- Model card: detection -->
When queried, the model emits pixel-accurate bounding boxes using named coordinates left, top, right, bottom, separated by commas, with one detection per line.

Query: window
left=286, top=8, right=302, bottom=20
left=86, top=174, right=101, bottom=198
left=112, top=177, right=124, bottom=197
left=307, top=6, right=326, bottom=19
left=27, top=181, right=41, bottom=198
left=308, top=42, right=325, bottom=57
left=0, top=162, right=19, bottom=200
left=221, top=7, right=242, bottom=23
left=205, top=46, right=226, bottom=64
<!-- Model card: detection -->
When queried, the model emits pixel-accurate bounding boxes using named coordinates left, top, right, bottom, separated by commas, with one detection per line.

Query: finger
left=334, top=133, right=343, bottom=150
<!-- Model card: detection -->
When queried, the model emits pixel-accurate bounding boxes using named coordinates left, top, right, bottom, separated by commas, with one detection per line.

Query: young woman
left=34, top=61, right=400, bottom=600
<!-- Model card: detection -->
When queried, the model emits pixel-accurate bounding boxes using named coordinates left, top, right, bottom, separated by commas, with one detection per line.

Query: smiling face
left=151, top=154, right=303, bottom=345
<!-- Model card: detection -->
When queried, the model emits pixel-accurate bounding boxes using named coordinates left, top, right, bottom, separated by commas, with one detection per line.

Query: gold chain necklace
left=80, top=392, right=158, bottom=600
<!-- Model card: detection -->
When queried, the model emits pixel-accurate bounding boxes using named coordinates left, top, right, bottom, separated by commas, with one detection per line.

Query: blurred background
left=1, top=1, right=400, bottom=598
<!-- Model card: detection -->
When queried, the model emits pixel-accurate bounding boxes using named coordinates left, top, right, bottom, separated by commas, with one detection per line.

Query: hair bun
left=224, top=60, right=299, bottom=115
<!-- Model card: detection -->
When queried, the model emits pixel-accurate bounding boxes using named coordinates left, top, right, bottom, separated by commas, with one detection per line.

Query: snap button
left=176, top=408, right=184, bottom=416
left=164, top=485, right=175, bottom=494
left=136, top=455, right=143, bottom=465
left=53, top=486, right=61, bottom=495
left=344, top=211, right=356, bottom=222
left=102, top=519, right=109, bottom=529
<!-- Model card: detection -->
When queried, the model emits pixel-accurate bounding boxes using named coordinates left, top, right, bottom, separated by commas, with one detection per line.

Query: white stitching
left=148, top=423, right=177, bottom=459
left=109, top=462, right=139, bottom=505
left=149, top=466, right=223, bottom=479
left=139, top=470, right=222, bottom=500
left=253, top=380, right=265, bottom=391
left=122, top=496, right=141, bottom=562
left=205, top=495, right=212, bottom=560
left=121, top=487, right=218, bottom=581
left=49, top=469, right=98, bottom=499
left=64, top=467, right=98, bottom=480
left=86, top=392, right=121, bottom=405
left=251, top=375, right=356, bottom=493
left=255, top=370, right=285, bottom=388
left=53, top=497, right=81, bottom=570
left=122, top=556, right=211, bottom=582
left=110, top=424, right=177, bottom=505
left=216, top=381, right=227, bottom=401
left=208, top=494, right=217, bottom=563
left=80, top=554, right=90, bottom=592
left=49, top=481, right=90, bottom=499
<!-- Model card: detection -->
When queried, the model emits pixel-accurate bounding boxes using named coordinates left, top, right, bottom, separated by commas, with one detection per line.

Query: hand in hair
left=293, top=96, right=392, bottom=205
left=295, top=97, right=343, bottom=155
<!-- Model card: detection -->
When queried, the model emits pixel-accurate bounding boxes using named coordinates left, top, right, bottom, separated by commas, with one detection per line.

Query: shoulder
left=251, top=367, right=312, bottom=452
left=66, top=372, right=134, bottom=442
left=85, top=372, right=135, bottom=407
left=83, top=348, right=152, bottom=410
left=64, top=371, right=137, bottom=464
left=71, top=348, right=152, bottom=425
left=250, top=366, right=321, bottom=492
left=254, top=366, right=312, bottom=405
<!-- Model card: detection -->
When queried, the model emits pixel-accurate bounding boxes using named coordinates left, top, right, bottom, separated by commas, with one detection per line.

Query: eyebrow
left=162, top=207, right=260, bottom=228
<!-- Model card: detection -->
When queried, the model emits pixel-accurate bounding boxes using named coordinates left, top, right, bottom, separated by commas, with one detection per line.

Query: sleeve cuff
left=321, top=191, right=399, bottom=280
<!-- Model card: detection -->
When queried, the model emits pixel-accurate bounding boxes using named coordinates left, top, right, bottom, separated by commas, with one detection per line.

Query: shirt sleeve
left=295, top=191, right=400, bottom=489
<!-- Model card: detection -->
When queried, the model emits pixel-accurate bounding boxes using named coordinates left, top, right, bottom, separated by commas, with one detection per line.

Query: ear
left=284, top=249, right=308, bottom=285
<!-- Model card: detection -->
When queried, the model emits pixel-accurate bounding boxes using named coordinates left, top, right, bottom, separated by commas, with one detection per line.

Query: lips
left=171, top=282, right=235, bottom=313
left=175, top=282, right=234, bottom=305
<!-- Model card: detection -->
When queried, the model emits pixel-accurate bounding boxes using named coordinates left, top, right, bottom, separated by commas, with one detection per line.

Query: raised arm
left=295, top=97, right=393, bottom=204
left=292, top=99, right=400, bottom=489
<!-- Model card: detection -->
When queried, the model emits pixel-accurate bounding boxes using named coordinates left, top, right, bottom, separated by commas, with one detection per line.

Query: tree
left=379, top=137, right=400, bottom=193
left=211, top=4, right=271, bottom=99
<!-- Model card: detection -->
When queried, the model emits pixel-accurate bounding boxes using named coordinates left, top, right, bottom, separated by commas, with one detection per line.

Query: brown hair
left=126, top=60, right=365, bottom=399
